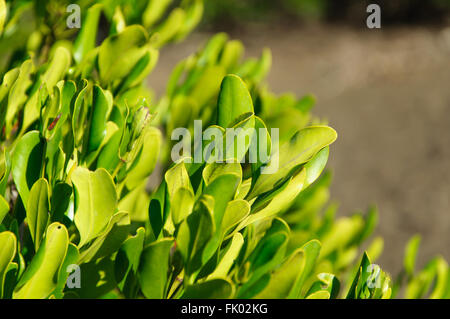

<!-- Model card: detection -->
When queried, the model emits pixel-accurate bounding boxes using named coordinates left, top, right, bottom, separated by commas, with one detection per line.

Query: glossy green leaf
left=78, top=211, right=130, bottom=264
left=126, top=127, right=161, bottom=189
left=42, top=46, right=72, bottom=92
left=303, top=146, right=329, bottom=188
left=221, top=199, right=250, bottom=236
left=238, top=169, right=306, bottom=231
left=151, top=8, right=185, bottom=48
left=11, top=131, right=44, bottom=208
left=404, top=235, right=421, bottom=277
left=190, top=66, right=226, bottom=107
left=52, top=243, right=79, bottom=299
left=143, top=0, right=173, bottom=28
left=249, top=126, right=337, bottom=198
left=118, top=48, right=159, bottom=92
left=0, top=195, right=8, bottom=224
left=0, top=0, right=6, bottom=35
left=115, top=227, right=145, bottom=298
left=27, top=178, right=50, bottom=252
left=138, top=238, right=173, bottom=299
left=176, top=196, right=215, bottom=276
left=171, top=187, right=195, bottom=226
left=176, top=0, right=203, bottom=41
left=86, top=85, right=113, bottom=153
left=238, top=232, right=288, bottom=297
left=73, top=4, right=102, bottom=64
left=307, top=273, right=341, bottom=299
left=5, top=60, right=33, bottom=137
left=255, top=240, right=321, bottom=299
left=13, top=223, right=69, bottom=299
left=0, top=231, right=16, bottom=298
left=72, top=167, right=117, bottom=247
left=217, top=74, right=254, bottom=129
left=208, top=233, right=244, bottom=280
left=98, top=25, right=149, bottom=86
left=0, top=149, right=11, bottom=197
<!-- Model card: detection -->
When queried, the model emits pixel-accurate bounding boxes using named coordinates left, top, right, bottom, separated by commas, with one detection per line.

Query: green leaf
left=126, top=127, right=161, bottom=189
left=151, top=8, right=185, bottom=48
left=221, top=199, right=250, bottom=236
left=86, top=85, right=113, bottom=153
left=148, top=181, right=167, bottom=238
left=5, top=59, right=33, bottom=137
left=0, top=195, right=8, bottom=224
left=118, top=182, right=150, bottom=222
left=171, top=187, right=194, bottom=226
left=0, top=0, right=6, bottom=35
left=27, top=178, right=50, bottom=252
left=72, top=167, right=117, bottom=247
left=219, top=40, right=244, bottom=70
left=73, top=4, right=103, bottom=64
left=41, top=46, right=72, bottom=92
left=249, top=126, right=337, bottom=198
left=255, top=239, right=321, bottom=299
left=320, top=215, right=365, bottom=257
left=303, top=146, right=329, bottom=188
left=345, top=252, right=391, bottom=299
left=307, top=273, right=341, bottom=299
left=52, top=243, right=79, bottom=299
left=78, top=211, right=130, bottom=264
left=430, top=257, right=448, bottom=299
left=110, top=6, right=126, bottom=35
left=238, top=232, right=288, bottom=297
left=13, top=223, right=69, bottom=299
left=217, top=74, right=254, bottom=129
left=207, top=233, right=244, bottom=280
left=138, top=238, right=173, bottom=299
left=117, top=48, right=159, bottom=92
left=165, top=161, right=193, bottom=199
left=0, top=231, right=16, bottom=298
left=204, top=173, right=241, bottom=228
left=98, top=25, right=149, bottom=86
left=182, top=279, right=234, bottom=299
left=190, top=66, right=226, bottom=107
left=115, top=227, right=145, bottom=298
left=287, top=240, right=322, bottom=298
left=175, top=0, right=203, bottom=41
left=50, top=182, right=72, bottom=223
left=143, top=0, right=173, bottom=28
left=11, top=131, right=44, bottom=208
left=77, top=256, right=117, bottom=299
left=404, top=235, right=421, bottom=277
left=0, top=149, right=10, bottom=197
left=71, top=80, right=89, bottom=147
left=177, top=196, right=215, bottom=276
left=238, top=169, right=306, bottom=231
left=346, top=252, right=371, bottom=299
left=202, top=162, right=242, bottom=187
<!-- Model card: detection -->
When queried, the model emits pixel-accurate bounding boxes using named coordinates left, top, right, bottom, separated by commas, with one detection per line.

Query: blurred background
left=147, top=0, right=450, bottom=275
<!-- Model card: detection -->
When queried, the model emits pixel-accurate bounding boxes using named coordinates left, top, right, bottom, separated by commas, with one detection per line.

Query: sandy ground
left=147, top=24, right=450, bottom=275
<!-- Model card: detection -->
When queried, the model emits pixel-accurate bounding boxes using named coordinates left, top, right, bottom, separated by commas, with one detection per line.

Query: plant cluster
left=0, top=0, right=448, bottom=299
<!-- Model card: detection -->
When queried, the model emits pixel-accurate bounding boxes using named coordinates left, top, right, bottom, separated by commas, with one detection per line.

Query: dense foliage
left=0, top=0, right=448, bottom=299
